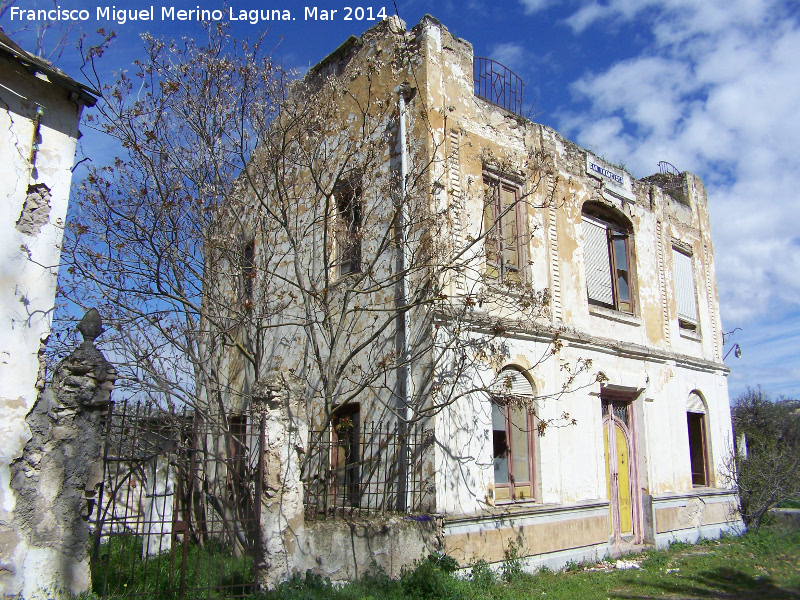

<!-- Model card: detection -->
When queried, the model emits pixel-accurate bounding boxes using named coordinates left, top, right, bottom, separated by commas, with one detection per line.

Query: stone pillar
left=8, top=309, right=116, bottom=598
left=253, top=374, right=308, bottom=588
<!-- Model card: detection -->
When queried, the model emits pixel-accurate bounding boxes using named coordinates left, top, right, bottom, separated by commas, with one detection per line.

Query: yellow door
left=604, top=425, right=612, bottom=535
left=615, top=422, right=633, bottom=535
left=605, top=418, right=634, bottom=538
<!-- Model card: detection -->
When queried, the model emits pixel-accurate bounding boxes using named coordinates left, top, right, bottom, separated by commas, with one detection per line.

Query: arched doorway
left=602, top=395, right=640, bottom=544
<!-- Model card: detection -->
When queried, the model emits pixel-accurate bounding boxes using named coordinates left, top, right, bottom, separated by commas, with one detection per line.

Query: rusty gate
left=90, top=400, right=265, bottom=598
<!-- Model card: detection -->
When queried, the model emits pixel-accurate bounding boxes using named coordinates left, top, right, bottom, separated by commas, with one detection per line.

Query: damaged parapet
left=8, top=309, right=116, bottom=598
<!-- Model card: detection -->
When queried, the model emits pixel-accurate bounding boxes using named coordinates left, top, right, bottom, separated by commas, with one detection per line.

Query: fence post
left=9, top=309, right=116, bottom=597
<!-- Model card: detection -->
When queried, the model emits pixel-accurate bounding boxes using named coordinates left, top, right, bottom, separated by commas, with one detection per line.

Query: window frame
left=331, top=404, right=361, bottom=507
left=582, top=209, right=635, bottom=314
left=242, top=240, right=255, bottom=303
left=686, top=392, right=710, bottom=487
left=333, top=182, right=363, bottom=277
left=490, top=368, right=536, bottom=503
left=483, top=172, right=526, bottom=283
left=672, top=245, right=699, bottom=333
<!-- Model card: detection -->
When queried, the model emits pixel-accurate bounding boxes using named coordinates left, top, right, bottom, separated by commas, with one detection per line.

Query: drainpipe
left=395, top=84, right=414, bottom=512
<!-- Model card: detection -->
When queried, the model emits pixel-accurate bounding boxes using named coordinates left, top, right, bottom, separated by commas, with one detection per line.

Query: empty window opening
left=332, top=404, right=360, bottom=507
left=686, top=392, right=709, bottom=487
left=335, top=183, right=362, bottom=276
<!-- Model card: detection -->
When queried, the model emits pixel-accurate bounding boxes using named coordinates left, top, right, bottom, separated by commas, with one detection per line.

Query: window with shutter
left=582, top=207, right=634, bottom=313
left=672, top=247, right=698, bottom=331
left=483, top=173, right=524, bottom=283
left=490, top=367, right=535, bottom=502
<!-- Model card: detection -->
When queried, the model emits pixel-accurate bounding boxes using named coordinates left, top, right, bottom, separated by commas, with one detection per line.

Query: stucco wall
left=0, top=51, right=91, bottom=596
left=229, top=14, right=740, bottom=578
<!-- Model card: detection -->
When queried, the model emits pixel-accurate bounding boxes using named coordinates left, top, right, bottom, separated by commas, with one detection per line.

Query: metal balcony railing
left=473, top=57, right=524, bottom=116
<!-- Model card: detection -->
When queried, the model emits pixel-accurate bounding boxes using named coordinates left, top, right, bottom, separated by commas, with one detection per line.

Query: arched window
left=686, top=391, right=710, bottom=487
left=582, top=203, right=634, bottom=313
left=490, top=367, right=536, bottom=502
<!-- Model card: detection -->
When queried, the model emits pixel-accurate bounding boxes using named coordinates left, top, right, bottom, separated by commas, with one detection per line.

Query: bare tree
left=1, top=0, right=83, bottom=61
left=724, top=386, right=800, bottom=529
left=59, top=20, right=604, bottom=555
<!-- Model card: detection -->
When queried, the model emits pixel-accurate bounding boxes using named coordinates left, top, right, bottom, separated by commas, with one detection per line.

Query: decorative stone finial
left=77, top=308, right=104, bottom=344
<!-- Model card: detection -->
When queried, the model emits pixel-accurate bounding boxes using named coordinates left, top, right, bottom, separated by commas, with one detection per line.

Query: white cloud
left=519, top=0, right=555, bottom=15
left=489, top=42, right=528, bottom=72
left=558, top=0, right=800, bottom=393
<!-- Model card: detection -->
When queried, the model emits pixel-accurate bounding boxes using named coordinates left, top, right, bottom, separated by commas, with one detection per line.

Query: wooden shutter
left=500, top=185, right=519, bottom=275
left=673, top=248, right=698, bottom=323
left=583, top=216, right=614, bottom=305
left=491, top=368, right=534, bottom=396
left=484, top=180, right=500, bottom=278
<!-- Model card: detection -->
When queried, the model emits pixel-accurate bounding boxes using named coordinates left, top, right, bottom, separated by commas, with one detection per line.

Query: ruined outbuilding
left=0, top=31, right=98, bottom=596
left=219, top=15, right=741, bottom=583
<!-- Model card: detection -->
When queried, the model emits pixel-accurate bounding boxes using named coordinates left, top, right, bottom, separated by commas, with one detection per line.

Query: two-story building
left=222, top=15, right=741, bottom=581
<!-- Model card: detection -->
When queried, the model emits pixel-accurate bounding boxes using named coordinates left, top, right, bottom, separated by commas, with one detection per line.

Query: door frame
left=602, top=392, right=643, bottom=545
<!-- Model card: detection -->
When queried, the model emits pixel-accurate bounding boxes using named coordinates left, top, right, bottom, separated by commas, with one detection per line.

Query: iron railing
left=91, top=400, right=265, bottom=598
left=657, top=160, right=682, bottom=190
left=304, top=420, right=431, bottom=519
left=474, top=57, right=524, bottom=116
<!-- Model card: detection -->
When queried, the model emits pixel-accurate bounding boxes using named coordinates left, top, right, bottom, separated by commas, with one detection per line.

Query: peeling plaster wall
left=0, top=53, right=90, bottom=596
left=227, top=14, right=739, bottom=580
left=409, top=15, right=740, bottom=563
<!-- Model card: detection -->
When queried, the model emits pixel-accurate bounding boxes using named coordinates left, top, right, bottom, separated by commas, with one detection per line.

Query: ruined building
left=220, top=15, right=741, bottom=581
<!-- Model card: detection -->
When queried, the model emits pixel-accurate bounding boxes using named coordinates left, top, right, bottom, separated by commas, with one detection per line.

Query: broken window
left=334, top=183, right=362, bottom=276
left=672, top=246, right=699, bottom=332
left=686, top=392, right=710, bottom=487
left=490, top=368, right=535, bottom=502
left=582, top=208, right=634, bottom=313
left=483, top=173, right=525, bottom=283
left=331, top=404, right=360, bottom=507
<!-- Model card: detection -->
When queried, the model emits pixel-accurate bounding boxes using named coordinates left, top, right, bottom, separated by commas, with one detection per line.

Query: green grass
left=256, top=525, right=800, bottom=600
left=91, top=535, right=255, bottom=599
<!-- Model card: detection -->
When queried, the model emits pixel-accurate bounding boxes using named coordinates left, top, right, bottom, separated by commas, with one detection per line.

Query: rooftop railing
left=474, top=57, right=524, bottom=116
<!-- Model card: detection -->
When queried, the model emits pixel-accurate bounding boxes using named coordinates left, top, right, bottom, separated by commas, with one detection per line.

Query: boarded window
left=483, top=174, right=524, bottom=282
left=673, top=247, right=698, bottom=330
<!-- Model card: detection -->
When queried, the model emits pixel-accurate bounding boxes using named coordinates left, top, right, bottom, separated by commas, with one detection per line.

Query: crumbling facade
left=224, top=15, right=741, bottom=581
left=0, top=32, right=98, bottom=596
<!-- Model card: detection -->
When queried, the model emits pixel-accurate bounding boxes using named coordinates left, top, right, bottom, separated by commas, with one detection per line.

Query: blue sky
left=4, top=0, right=799, bottom=399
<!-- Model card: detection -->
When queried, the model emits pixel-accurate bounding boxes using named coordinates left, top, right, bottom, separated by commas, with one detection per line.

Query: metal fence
left=90, top=400, right=265, bottom=598
left=473, top=57, right=525, bottom=116
left=304, top=420, right=431, bottom=519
